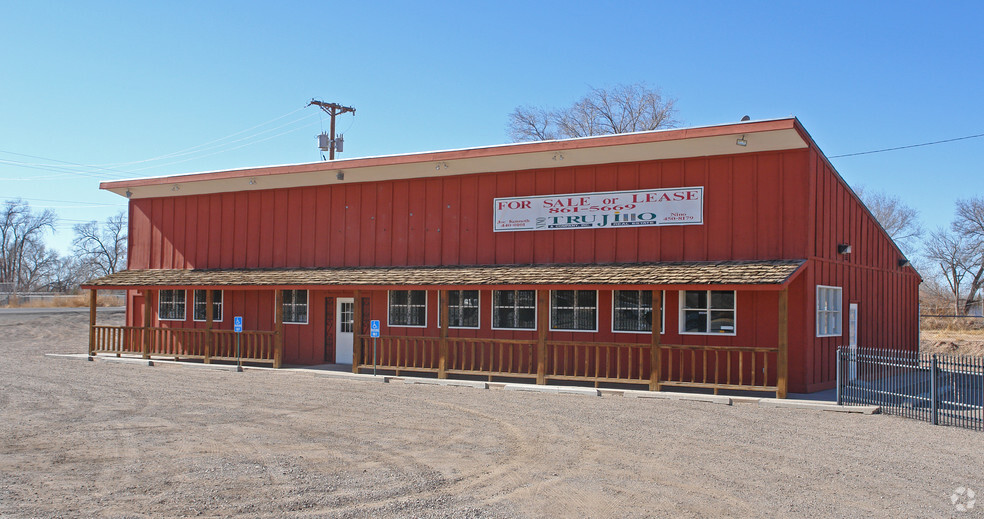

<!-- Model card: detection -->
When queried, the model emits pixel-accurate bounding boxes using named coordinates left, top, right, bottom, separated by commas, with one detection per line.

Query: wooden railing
left=546, top=341, right=652, bottom=385
left=659, top=344, right=778, bottom=392
left=447, top=338, right=537, bottom=378
left=358, top=336, right=782, bottom=394
left=89, top=325, right=279, bottom=366
left=91, top=325, right=144, bottom=355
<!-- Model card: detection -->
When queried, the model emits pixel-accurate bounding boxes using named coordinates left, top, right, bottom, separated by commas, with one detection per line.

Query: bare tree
left=72, top=211, right=127, bottom=277
left=855, top=186, right=923, bottom=255
left=953, top=196, right=984, bottom=314
left=508, top=83, right=679, bottom=142
left=924, top=227, right=977, bottom=315
left=0, top=199, right=57, bottom=292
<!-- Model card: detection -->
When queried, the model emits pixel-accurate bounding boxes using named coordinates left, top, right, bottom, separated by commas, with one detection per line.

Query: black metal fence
left=836, top=347, right=984, bottom=431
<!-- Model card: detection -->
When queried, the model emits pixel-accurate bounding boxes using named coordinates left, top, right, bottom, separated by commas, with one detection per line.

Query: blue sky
left=1, top=1, right=981, bottom=256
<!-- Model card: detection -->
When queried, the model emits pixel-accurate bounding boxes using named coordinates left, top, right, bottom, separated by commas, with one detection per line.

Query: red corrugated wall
left=802, top=148, right=921, bottom=391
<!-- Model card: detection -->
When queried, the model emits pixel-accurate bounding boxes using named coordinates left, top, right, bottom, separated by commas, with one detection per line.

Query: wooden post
left=777, top=288, right=789, bottom=399
left=352, top=290, right=362, bottom=374
left=142, top=289, right=153, bottom=359
left=274, top=290, right=283, bottom=369
left=88, top=289, right=97, bottom=356
left=650, top=289, right=662, bottom=391
left=439, top=290, right=449, bottom=379
left=536, top=289, right=548, bottom=385
left=204, top=289, right=213, bottom=364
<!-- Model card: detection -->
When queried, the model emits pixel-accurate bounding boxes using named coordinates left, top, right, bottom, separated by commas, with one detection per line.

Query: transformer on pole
left=308, top=99, right=355, bottom=160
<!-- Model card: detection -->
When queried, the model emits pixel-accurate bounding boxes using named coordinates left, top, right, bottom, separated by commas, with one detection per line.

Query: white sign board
left=494, top=187, right=703, bottom=232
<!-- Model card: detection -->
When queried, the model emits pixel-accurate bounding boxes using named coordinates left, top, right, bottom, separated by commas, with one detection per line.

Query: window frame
left=157, top=289, right=187, bottom=322
left=192, top=289, right=224, bottom=323
left=816, top=285, right=843, bottom=337
left=280, top=289, right=309, bottom=325
left=491, top=289, right=538, bottom=331
left=678, top=290, right=737, bottom=336
left=549, top=289, right=599, bottom=333
left=387, top=289, right=428, bottom=328
left=438, top=290, right=481, bottom=330
left=611, top=290, right=665, bottom=335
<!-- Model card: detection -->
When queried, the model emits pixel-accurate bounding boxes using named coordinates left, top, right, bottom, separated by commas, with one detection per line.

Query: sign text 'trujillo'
left=494, top=187, right=704, bottom=232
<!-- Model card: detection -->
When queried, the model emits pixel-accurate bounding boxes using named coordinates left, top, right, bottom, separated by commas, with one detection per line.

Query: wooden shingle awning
left=83, top=260, right=805, bottom=291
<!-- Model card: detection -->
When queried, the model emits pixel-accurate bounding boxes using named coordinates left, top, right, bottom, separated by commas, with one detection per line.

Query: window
left=439, top=290, right=480, bottom=328
left=158, top=289, right=186, bottom=321
left=388, top=290, right=427, bottom=327
left=550, top=290, right=597, bottom=332
left=817, top=285, right=843, bottom=337
left=193, top=290, right=223, bottom=322
left=282, top=289, right=308, bottom=324
left=492, top=290, right=536, bottom=330
left=613, top=290, right=664, bottom=333
left=680, top=290, right=735, bottom=335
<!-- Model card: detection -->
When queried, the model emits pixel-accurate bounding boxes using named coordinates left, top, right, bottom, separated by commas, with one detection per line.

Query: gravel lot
left=2, top=311, right=983, bottom=518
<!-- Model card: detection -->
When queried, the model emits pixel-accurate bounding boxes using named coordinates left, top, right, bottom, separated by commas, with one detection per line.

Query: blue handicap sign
left=370, top=319, right=380, bottom=338
left=234, top=316, right=243, bottom=333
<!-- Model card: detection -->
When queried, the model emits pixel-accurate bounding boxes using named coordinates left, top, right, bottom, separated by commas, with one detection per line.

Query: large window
left=550, top=290, right=597, bottom=332
left=613, top=290, right=663, bottom=333
left=817, top=285, right=843, bottom=337
left=282, top=290, right=308, bottom=324
left=158, top=289, right=186, bottom=321
left=680, top=290, right=735, bottom=335
left=492, top=290, right=536, bottom=330
left=193, top=290, right=223, bottom=322
left=439, top=290, right=480, bottom=329
left=388, top=290, right=427, bottom=327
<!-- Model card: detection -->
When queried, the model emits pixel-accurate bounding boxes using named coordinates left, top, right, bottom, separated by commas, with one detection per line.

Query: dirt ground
left=2, top=312, right=984, bottom=518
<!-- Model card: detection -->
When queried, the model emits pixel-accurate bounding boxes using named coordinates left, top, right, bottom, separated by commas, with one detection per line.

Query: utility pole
left=308, top=99, right=356, bottom=160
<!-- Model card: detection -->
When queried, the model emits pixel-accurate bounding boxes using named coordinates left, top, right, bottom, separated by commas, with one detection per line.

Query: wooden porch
left=86, top=289, right=284, bottom=367
left=351, top=289, right=790, bottom=397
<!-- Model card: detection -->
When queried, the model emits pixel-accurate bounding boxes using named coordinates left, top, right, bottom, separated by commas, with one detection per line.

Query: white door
left=335, top=298, right=355, bottom=364
left=848, top=303, right=858, bottom=381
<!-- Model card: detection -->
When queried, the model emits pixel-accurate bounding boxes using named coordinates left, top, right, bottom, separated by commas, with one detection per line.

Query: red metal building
left=84, top=117, right=920, bottom=396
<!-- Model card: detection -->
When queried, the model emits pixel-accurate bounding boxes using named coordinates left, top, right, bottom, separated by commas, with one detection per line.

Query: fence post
left=352, top=290, right=361, bottom=374
left=274, top=290, right=283, bottom=369
left=438, top=290, right=449, bottom=379
left=777, top=288, right=789, bottom=399
left=536, top=290, right=548, bottom=385
left=142, top=289, right=152, bottom=359
left=650, top=290, right=662, bottom=391
left=88, top=289, right=97, bottom=357
left=204, top=289, right=213, bottom=364
left=836, top=347, right=843, bottom=405
left=930, top=354, right=939, bottom=426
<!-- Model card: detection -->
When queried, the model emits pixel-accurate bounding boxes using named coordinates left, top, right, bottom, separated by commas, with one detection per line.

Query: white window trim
left=678, top=290, right=737, bottom=336
left=816, top=285, right=843, bottom=337
left=280, top=289, right=309, bottom=325
left=549, top=290, right=599, bottom=333
left=438, top=290, right=482, bottom=330
left=387, top=289, right=428, bottom=328
left=192, top=289, right=224, bottom=323
left=491, top=289, right=538, bottom=331
left=157, top=289, right=187, bottom=322
left=611, top=290, right=666, bottom=335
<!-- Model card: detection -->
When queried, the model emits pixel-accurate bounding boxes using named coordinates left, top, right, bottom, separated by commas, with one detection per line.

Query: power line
left=0, top=106, right=316, bottom=180
left=829, top=132, right=984, bottom=158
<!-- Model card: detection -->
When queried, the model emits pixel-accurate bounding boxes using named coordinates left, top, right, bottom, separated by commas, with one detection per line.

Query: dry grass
left=2, top=293, right=124, bottom=309
left=921, top=316, right=984, bottom=356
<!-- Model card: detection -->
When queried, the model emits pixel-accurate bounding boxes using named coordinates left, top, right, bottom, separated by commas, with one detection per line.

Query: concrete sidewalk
left=61, top=353, right=878, bottom=415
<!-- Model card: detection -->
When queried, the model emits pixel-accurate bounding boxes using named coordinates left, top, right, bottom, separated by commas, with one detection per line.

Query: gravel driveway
left=1, top=311, right=982, bottom=518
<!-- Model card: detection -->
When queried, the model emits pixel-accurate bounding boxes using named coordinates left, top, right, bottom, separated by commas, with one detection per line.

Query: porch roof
left=83, top=260, right=805, bottom=291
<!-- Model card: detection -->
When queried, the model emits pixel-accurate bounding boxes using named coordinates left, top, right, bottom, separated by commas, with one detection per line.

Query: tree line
left=0, top=199, right=126, bottom=293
